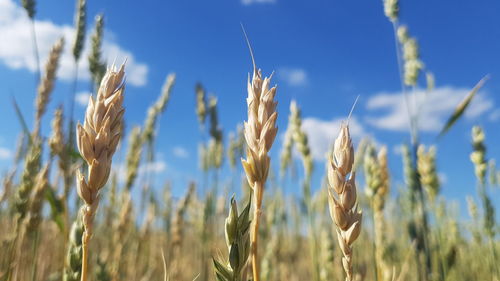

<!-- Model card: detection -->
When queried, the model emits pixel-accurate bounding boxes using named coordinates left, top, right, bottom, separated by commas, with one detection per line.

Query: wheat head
left=327, top=123, right=362, bottom=281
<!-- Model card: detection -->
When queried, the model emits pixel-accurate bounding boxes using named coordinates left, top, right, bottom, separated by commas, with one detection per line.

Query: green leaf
left=212, top=258, right=232, bottom=281
left=215, top=272, right=228, bottom=281
left=438, top=76, right=489, bottom=138
left=229, top=243, right=240, bottom=272
left=237, top=193, right=252, bottom=231
left=68, top=145, right=84, bottom=162
left=45, top=186, right=65, bottom=232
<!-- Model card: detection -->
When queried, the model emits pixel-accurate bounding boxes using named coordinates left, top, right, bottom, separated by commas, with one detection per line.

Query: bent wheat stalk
left=240, top=35, right=278, bottom=281
left=327, top=123, right=362, bottom=281
left=76, top=64, right=126, bottom=281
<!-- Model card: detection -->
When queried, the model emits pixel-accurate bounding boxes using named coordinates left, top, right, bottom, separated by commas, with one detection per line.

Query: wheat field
left=0, top=0, right=499, bottom=281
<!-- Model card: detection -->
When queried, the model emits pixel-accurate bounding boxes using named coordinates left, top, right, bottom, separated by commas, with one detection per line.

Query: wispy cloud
left=139, top=161, right=167, bottom=174
left=365, top=86, right=494, bottom=132
left=0, top=0, right=148, bottom=86
left=241, top=0, right=276, bottom=5
left=75, top=91, right=91, bottom=107
left=173, top=146, right=189, bottom=159
left=278, top=67, right=308, bottom=87
left=0, top=147, right=12, bottom=160
left=301, top=116, right=366, bottom=160
left=489, top=109, right=500, bottom=121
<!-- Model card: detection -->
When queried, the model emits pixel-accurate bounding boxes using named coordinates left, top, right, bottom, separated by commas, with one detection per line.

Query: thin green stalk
left=391, top=21, right=417, bottom=145
left=30, top=19, right=42, bottom=84
left=30, top=230, right=41, bottom=281
left=431, top=203, right=447, bottom=281
left=371, top=209, right=379, bottom=281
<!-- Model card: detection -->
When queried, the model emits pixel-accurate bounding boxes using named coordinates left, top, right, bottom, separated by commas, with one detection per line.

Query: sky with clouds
left=0, top=0, right=499, bottom=213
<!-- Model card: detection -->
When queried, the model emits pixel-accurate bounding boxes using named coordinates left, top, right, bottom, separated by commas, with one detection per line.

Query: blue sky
left=0, top=0, right=499, bottom=215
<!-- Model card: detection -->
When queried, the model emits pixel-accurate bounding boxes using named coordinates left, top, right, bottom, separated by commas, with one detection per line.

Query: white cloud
left=438, top=172, right=447, bottom=186
left=75, top=91, right=91, bottom=107
left=115, top=160, right=167, bottom=185
left=301, top=116, right=366, bottom=160
left=0, top=147, right=12, bottom=160
left=173, top=146, right=189, bottom=159
left=278, top=67, right=307, bottom=87
left=489, top=109, right=500, bottom=121
left=392, top=144, right=403, bottom=156
left=365, top=86, right=494, bottom=132
left=0, top=0, right=148, bottom=86
left=140, top=161, right=167, bottom=174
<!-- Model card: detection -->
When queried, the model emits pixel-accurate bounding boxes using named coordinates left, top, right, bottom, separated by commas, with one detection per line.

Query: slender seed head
left=383, top=0, right=399, bottom=22
left=72, top=0, right=87, bottom=61
left=89, top=14, right=106, bottom=86
left=327, top=122, right=361, bottom=281
left=35, top=37, right=64, bottom=136
left=21, top=0, right=36, bottom=19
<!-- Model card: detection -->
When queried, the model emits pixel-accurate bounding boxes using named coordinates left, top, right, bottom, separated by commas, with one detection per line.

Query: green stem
left=30, top=231, right=41, bottom=281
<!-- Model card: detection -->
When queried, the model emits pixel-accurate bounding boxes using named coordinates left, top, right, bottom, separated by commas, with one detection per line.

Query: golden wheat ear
left=76, top=63, right=126, bottom=281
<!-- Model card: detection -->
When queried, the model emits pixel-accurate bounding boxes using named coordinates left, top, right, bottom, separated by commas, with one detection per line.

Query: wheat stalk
left=228, top=125, right=245, bottom=170
left=110, top=191, right=133, bottom=281
left=143, top=74, right=176, bottom=144
left=72, top=0, right=86, bottom=62
left=34, top=37, right=64, bottom=137
left=195, top=83, right=208, bottom=127
left=88, top=14, right=106, bottom=88
left=170, top=182, right=196, bottom=278
left=27, top=163, right=49, bottom=232
left=124, top=126, right=142, bottom=191
left=76, top=63, right=126, bottom=281
left=417, top=145, right=440, bottom=202
left=364, top=144, right=391, bottom=281
left=327, top=123, right=362, bottom=281
left=240, top=34, right=278, bottom=281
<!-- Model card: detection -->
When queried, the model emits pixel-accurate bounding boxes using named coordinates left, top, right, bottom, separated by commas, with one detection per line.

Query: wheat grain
left=383, top=0, right=399, bottom=22
left=21, top=0, right=36, bottom=19
left=279, top=119, right=294, bottom=175
left=171, top=182, right=195, bottom=278
left=417, top=145, right=440, bottom=202
left=240, top=39, right=278, bottom=281
left=195, top=83, right=208, bottom=127
left=207, top=95, right=224, bottom=169
left=72, top=0, right=86, bottom=61
left=289, top=100, right=313, bottom=181
left=34, top=37, right=64, bottom=137
left=228, top=124, right=245, bottom=170
left=364, top=144, right=391, bottom=281
left=27, top=163, right=49, bottom=232
left=143, top=74, right=176, bottom=143
left=88, top=14, right=106, bottom=87
left=76, top=63, right=126, bottom=281
left=124, top=126, right=142, bottom=190
left=110, top=191, right=133, bottom=281
left=327, top=123, right=362, bottom=281
left=471, top=126, right=487, bottom=185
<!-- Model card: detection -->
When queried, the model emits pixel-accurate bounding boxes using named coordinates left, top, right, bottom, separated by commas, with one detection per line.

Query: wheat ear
left=240, top=34, right=278, bottom=281
left=34, top=37, right=64, bottom=137
left=76, top=63, right=126, bottom=281
left=327, top=123, right=362, bottom=281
